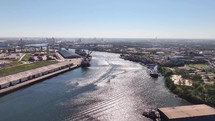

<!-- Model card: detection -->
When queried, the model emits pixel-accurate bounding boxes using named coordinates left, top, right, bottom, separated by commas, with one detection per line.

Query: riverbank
left=0, top=58, right=82, bottom=96
left=158, top=66, right=215, bottom=107
left=0, top=51, right=191, bottom=121
left=119, top=54, right=215, bottom=107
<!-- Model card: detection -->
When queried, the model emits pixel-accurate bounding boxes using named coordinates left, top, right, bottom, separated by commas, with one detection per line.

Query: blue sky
left=0, top=0, right=215, bottom=38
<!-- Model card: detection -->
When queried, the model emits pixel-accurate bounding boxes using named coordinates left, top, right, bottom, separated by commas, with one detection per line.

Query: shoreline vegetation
left=158, top=65, right=215, bottom=107
left=117, top=52, right=215, bottom=107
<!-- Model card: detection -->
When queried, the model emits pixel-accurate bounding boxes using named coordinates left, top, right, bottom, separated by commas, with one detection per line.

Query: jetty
left=0, top=58, right=82, bottom=96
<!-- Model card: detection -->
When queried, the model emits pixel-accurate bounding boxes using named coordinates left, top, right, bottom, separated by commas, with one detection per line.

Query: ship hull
left=81, top=63, right=90, bottom=67
left=149, top=73, right=159, bottom=78
left=81, top=56, right=92, bottom=67
left=146, top=64, right=159, bottom=78
left=81, top=61, right=91, bottom=67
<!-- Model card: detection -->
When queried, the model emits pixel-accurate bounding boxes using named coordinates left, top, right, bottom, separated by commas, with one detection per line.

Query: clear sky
left=0, top=0, right=215, bottom=38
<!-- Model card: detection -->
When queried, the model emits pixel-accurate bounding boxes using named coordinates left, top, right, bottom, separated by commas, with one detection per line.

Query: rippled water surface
left=0, top=51, right=190, bottom=121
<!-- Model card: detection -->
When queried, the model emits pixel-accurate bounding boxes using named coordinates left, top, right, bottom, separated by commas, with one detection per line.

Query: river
left=0, top=51, right=190, bottom=121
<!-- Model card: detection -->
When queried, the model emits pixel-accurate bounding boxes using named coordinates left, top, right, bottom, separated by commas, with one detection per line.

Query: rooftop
left=25, top=43, right=49, bottom=47
left=158, top=104, right=215, bottom=119
left=0, top=42, right=10, bottom=49
left=58, top=50, right=80, bottom=59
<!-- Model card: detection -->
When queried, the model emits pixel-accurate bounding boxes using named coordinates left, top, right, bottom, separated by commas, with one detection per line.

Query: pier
left=0, top=58, right=82, bottom=96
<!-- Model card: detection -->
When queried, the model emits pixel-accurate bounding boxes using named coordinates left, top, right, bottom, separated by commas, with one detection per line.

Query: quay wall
left=0, top=59, right=82, bottom=96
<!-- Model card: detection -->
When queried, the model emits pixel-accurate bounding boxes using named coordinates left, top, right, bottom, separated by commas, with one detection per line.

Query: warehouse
left=58, top=50, right=80, bottom=59
left=158, top=104, right=215, bottom=121
left=9, top=75, right=20, bottom=85
left=0, top=80, right=10, bottom=88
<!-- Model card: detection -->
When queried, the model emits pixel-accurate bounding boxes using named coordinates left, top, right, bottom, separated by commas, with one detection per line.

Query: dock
left=0, top=58, right=82, bottom=96
left=158, top=104, right=215, bottom=121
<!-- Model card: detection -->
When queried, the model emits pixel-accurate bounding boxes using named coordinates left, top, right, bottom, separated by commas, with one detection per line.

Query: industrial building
left=158, top=104, right=215, bottom=121
left=58, top=50, right=80, bottom=59
left=0, top=42, right=11, bottom=53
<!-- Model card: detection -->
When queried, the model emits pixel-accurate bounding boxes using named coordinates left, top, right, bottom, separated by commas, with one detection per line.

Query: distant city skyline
left=0, top=0, right=215, bottom=39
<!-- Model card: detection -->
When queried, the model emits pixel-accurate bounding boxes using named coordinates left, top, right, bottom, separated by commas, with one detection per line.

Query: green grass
left=188, top=64, right=209, bottom=69
left=5, top=61, right=20, bottom=67
left=22, top=54, right=31, bottom=61
left=0, top=61, right=57, bottom=77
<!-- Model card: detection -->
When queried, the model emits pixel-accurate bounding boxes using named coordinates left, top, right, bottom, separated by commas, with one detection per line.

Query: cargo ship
left=81, top=51, right=92, bottom=67
left=81, top=55, right=92, bottom=67
left=75, top=49, right=87, bottom=56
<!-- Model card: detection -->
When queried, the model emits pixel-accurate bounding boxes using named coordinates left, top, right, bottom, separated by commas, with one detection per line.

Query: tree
left=174, top=87, right=184, bottom=95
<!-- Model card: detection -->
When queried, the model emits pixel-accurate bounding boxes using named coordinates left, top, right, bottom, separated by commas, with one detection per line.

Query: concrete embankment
left=0, top=58, right=82, bottom=96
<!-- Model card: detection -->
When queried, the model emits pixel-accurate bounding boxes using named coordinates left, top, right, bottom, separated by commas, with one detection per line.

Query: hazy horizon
left=1, top=37, right=215, bottom=40
left=0, top=0, right=215, bottom=38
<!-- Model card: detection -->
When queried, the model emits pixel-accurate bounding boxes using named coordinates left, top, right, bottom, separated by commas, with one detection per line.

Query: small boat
left=149, top=70, right=159, bottom=78
left=142, top=109, right=160, bottom=120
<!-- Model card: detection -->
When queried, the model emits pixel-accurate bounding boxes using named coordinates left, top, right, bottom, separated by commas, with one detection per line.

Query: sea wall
left=0, top=59, right=82, bottom=96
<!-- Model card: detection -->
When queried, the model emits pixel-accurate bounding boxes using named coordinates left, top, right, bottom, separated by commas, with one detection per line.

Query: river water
left=0, top=51, right=190, bottom=121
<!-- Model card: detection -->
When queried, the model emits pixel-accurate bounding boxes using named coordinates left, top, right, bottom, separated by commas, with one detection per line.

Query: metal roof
left=58, top=50, right=80, bottom=59
left=25, top=43, right=48, bottom=47
left=158, top=104, right=215, bottom=119
left=0, top=43, right=10, bottom=49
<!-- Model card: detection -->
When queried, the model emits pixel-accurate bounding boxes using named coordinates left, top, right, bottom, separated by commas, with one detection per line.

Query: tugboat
left=142, top=109, right=160, bottom=121
left=149, top=69, right=159, bottom=78
left=147, top=64, right=159, bottom=78
left=81, top=51, right=92, bottom=67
